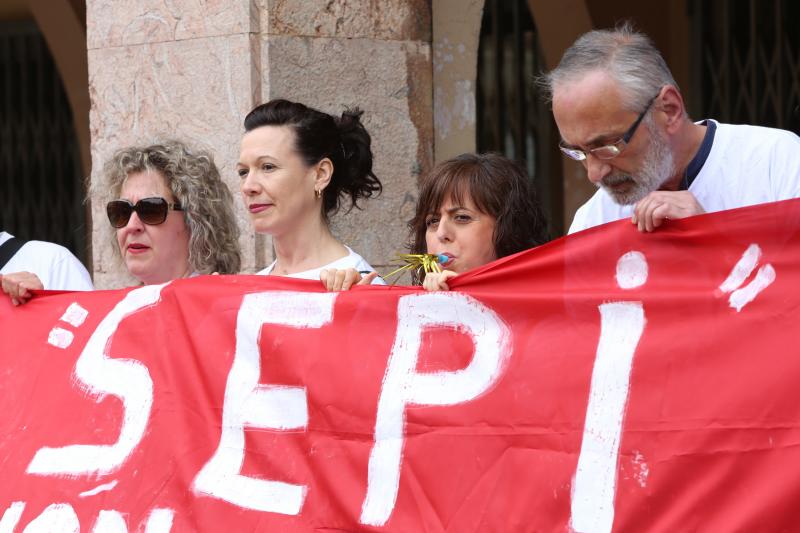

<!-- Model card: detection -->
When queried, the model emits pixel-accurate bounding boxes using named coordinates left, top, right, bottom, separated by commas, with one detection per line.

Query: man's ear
left=315, top=158, right=333, bottom=193
left=657, top=85, right=687, bottom=134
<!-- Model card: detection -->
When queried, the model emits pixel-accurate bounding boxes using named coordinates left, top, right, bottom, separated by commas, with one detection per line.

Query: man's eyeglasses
left=559, top=93, right=660, bottom=161
left=106, top=197, right=183, bottom=228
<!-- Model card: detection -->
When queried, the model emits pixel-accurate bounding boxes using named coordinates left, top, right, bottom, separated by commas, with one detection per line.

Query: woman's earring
left=314, top=188, right=322, bottom=199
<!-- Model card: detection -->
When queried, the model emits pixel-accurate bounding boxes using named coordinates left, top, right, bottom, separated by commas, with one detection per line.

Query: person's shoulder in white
left=715, top=120, right=800, bottom=143
left=1, top=233, right=93, bottom=291
left=710, top=122, right=800, bottom=165
left=696, top=121, right=800, bottom=207
left=567, top=201, right=594, bottom=235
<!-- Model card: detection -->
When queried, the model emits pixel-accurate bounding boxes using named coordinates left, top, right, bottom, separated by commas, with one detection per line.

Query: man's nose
left=585, top=154, right=612, bottom=184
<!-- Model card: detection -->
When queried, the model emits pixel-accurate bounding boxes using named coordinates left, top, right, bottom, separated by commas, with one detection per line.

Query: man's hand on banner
left=631, top=191, right=705, bottom=232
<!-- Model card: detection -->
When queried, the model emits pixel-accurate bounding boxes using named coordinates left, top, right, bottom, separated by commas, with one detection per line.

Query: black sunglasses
left=106, top=197, right=183, bottom=228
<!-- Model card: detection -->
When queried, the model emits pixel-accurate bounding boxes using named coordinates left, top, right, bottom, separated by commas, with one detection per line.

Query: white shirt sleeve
left=2, top=241, right=93, bottom=291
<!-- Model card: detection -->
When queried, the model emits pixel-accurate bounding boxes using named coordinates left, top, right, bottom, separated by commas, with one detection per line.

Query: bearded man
left=541, top=23, right=800, bottom=233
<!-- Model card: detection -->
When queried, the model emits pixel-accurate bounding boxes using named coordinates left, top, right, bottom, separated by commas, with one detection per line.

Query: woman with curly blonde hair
left=101, top=140, right=241, bottom=284
left=2, top=140, right=241, bottom=302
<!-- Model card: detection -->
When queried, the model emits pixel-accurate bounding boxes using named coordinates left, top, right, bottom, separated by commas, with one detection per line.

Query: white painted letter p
left=360, top=292, right=511, bottom=526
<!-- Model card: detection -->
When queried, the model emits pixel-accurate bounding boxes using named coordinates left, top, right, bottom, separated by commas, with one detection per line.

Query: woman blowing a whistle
left=322, top=152, right=549, bottom=291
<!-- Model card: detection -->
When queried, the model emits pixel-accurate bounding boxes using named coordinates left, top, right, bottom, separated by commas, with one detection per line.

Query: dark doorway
left=0, top=20, right=88, bottom=262
left=691, top=0, right=800, bottom=133
left=476, top=0, right=563, bottom=235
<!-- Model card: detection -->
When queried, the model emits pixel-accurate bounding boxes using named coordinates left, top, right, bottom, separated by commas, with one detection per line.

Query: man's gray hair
left=540, top=22, right=678, bottom=112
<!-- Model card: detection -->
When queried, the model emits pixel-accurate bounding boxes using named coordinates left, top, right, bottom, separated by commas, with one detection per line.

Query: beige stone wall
left=261, top=0, right=433, bottom=270
left=87, top=0, right=433, bottom=288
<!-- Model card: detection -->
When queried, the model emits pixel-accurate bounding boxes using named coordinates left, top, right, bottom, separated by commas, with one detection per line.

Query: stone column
left=431, top=0, right=483, bottom=163
left=258, top=0, right=433, bottom=273
left=87, top=0, right=433, bottom=288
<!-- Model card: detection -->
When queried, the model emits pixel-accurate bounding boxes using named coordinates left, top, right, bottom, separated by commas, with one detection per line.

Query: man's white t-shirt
left=568, top=121, right=800, bottom=234
left=0, top=232, right=93, bottom=291
left=258, top=246, right=386, bottom=284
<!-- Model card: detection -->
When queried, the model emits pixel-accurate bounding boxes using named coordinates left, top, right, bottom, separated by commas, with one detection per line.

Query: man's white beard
left=600, top=122, right=675, bottom=206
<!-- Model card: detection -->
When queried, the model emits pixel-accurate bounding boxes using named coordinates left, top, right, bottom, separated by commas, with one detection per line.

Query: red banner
left=1, top=199, right=799, bottom=532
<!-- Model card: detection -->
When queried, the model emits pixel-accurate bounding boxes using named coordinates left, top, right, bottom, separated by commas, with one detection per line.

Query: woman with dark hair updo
left=238, top=98, right=385, bottom=284
left=409, top=152, right=549, bottom=290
